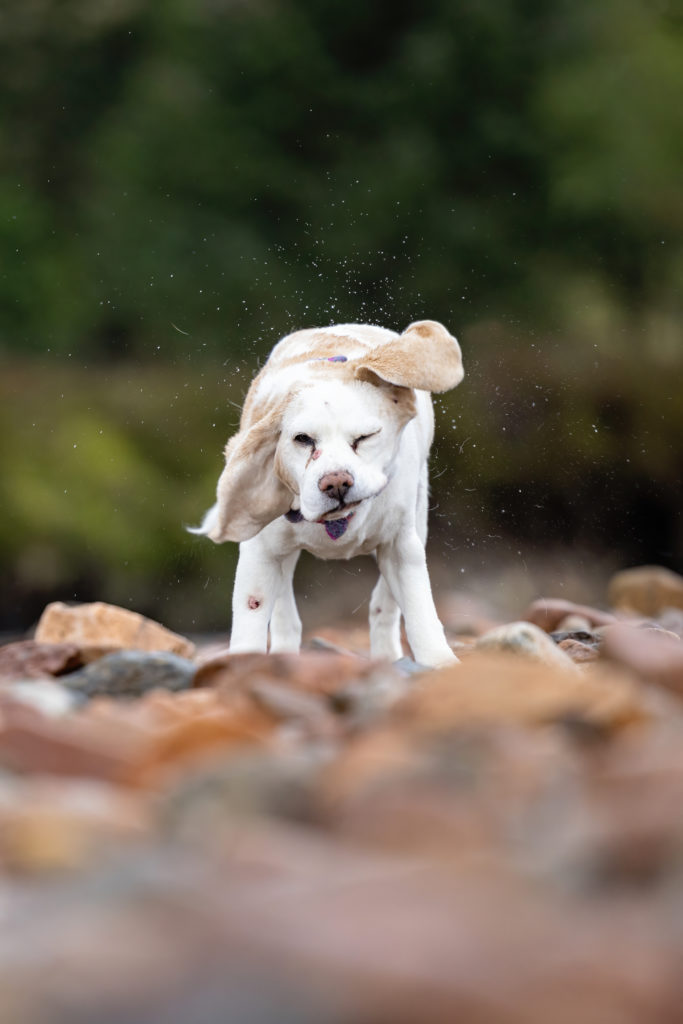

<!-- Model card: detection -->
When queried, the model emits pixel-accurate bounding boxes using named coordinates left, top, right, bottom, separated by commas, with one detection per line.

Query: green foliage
left=0, top=0, right=681, bottom=358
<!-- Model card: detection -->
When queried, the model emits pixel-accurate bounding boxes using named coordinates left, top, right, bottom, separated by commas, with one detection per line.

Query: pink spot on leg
left=248, top=596, right=261, bottom=610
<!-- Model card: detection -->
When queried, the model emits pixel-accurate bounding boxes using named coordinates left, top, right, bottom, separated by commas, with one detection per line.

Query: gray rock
left=392, top=656, right=429, bottom=676
left=62, top=650, right=196, bottom=698
left=330, top=666, right=412, bottom=725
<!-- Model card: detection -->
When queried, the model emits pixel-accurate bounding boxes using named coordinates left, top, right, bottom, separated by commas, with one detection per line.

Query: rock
left=160, top=751, right=323, bottom=837
left=248, top=680, right=340, bottom=739
left=35, top=601, right=195, bottom=660
left=0, top=640, right=83, bottom=681
left=550, top=630, right=602, bottom=665
left=62, top=650, right=197, bottom=699
left=0, top=684, right=276, bottom=787
left=318, top=724, right=580, bottom=865
left=0, top=776, right=150, bottom=874
left=550, top=630, right=601, bottom=645
left=580, top=726, right=683, bottom=886
left=557, top=638, right=600, bottom=664
left=602, top=623, right=683, bottom=696
left=1, top=679, right=80, bottom=717
left=392, top=656, right=429, bottom=676
left=657, top=607, right=683, bottom=639
left=608, top=565, right=683, bottom=616
left=524, top=598, right=616, bottom=633
left=139, top=703, right=274, bottom=785
left=194, top=650, right=378, bottom=696
left=0, top=698, right=149, bottom=784
left=475, top=621, right=579, bottom=672
left=391, top=654, right=650, bottom=733
left=329, top=669, right=412, bottom=727
left=556, top=613, right=593, bottom=632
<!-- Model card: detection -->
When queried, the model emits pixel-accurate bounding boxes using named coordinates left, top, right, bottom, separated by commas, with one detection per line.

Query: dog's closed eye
left=352, top=430, right=380, bottom=452
left=294, top=433, right=315, bottom=446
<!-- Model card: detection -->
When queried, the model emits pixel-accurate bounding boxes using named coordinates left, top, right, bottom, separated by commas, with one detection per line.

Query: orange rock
left=145, top=703, right=273, bottom=770
left=608, top=565, right=683, bottom=616
left=0, top=696, right=150, bottom=784
left=0, top=777, right=150, bottom=874
left=319, top=723, right=579, bottom=865
left=602, top=623, right=683, bottom=696
left=0, top=683, right=276, bottom=789
left=558, top=638, right=600, bottom=664
left=524, top=598, right=616, bottom=633
left=391, top=653, right=650, bottom=733
left=35, top=601, right=195, bottom=660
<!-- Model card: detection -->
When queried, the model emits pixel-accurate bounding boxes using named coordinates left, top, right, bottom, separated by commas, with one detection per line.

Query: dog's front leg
left=377, top=532, right=458, bottom=668
left=230, top=534, right=283, bottom=653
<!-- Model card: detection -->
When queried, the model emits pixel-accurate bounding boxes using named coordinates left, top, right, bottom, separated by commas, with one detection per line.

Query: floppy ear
left=206, top=405, right=292, bottom=543
left=353, top=319, right=463, bottom=393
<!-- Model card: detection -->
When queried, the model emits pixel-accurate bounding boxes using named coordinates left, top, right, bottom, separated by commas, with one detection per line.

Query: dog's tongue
left=324, top=516, right=351, bottom=540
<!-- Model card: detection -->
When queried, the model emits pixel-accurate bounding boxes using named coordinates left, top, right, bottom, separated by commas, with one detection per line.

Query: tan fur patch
left=212, top=320, right=459, bottom=542
left=352, top=320, right=463, bottom=393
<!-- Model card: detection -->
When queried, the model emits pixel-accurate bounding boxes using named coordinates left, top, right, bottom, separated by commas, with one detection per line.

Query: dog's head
left=204, top=320, right=463, bottom=542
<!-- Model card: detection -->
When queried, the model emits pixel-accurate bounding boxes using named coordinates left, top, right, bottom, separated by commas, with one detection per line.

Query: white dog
left=192, top=320, right=464, bottom=667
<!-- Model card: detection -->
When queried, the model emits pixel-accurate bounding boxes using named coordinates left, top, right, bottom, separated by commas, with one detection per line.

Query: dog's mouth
left=284, top=498, right=366, bottom=527
left=316, top=499, right=362, bottom=523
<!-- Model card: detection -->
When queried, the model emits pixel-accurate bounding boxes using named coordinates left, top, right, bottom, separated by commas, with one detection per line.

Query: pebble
left=61, top=650, right=197, bottom=698
left=3, top=586, right=683, bottom=1023
left=557, top=638, right=600, bottom=664
left=602, top=623, right=683, bottom=696
left=474, top=621, right=579, bottom=671
left=524, top=598, right=616, bottom=633
left=1, top=679, right=81, bottom=717
left=0, top=640, right=83, bottom=681
left=194, top=650, right=378, bottom=696
left=0, top=776, right=150, bottom=874
left=391, top=653, right=648, bottom=732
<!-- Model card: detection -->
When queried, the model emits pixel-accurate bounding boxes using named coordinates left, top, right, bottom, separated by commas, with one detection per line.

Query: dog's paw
left=422, top=646, right=460, bottom=669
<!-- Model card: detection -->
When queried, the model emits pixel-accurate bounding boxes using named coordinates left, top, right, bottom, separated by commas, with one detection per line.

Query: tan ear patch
left=352, top=319, right=463, bottom=393
left=208, top=399, right=293, bottom=543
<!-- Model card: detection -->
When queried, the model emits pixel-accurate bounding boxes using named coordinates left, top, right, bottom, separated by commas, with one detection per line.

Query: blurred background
left=0, top=0, right=681, bottom=636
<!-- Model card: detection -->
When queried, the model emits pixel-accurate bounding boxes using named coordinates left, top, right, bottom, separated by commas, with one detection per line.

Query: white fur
left=194, top=322, right=462, bottom=668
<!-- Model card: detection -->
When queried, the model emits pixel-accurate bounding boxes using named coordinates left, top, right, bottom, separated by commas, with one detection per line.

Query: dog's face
left=204, top=320, right=463, bottom=543
left=274, top=379, right=413, bottom=524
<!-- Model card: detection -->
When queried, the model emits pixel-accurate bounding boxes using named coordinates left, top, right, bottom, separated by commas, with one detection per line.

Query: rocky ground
left=1, top=565, right=683, bottom=1023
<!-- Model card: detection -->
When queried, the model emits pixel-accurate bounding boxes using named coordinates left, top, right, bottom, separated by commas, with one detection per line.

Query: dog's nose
left=318, top=470, right=353, bottom=502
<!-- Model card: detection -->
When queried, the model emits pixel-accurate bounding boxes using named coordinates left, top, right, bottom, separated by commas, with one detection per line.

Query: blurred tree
left=0, top=0, right=680, bottom=359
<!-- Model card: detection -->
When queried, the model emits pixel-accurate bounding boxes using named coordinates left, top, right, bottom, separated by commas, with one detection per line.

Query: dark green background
left=1, top=0, right=681, bottom=632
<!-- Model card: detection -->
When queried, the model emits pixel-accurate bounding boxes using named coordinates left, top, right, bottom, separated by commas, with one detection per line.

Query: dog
left=192, top=319, right=464, bottom=667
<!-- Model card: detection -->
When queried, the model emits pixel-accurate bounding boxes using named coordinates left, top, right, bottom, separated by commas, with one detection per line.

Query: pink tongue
left=324, top=517, right=349, bottom=540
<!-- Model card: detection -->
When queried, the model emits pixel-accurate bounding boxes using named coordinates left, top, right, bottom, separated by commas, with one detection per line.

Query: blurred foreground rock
left=1, top=577, right=683, bottom=1022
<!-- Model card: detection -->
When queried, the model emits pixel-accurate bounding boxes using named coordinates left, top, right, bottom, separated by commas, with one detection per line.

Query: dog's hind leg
left=369, top=574, right=403, bottom=662
left=269, top=550, right=302, bottom=653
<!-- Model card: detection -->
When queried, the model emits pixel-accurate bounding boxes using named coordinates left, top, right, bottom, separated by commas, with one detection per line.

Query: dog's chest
left=291, top=508, right=394, bottom=561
